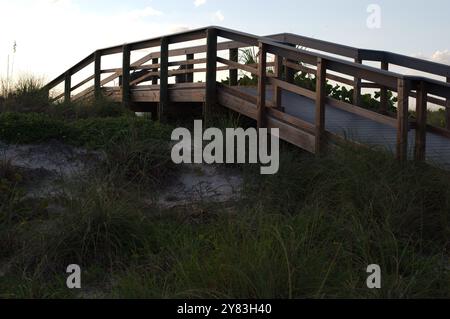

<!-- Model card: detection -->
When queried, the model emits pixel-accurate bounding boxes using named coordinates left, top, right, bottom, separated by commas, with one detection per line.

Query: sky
left=1, top=0, right=449, bottom=82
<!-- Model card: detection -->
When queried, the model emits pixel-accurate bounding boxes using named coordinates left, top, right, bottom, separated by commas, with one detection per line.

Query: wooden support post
left=257, top=42, right=267, bottom=129
left=229, top=48, right=238, bottom=86
left=315, top=57, right=327, bottom=154
left=285, top=59, right=295, bottom=84
left=94, top=51, right=101, bottom=99
left=159, top=37, right=169, bottom=122
left=273, top=55, right=283, bottom=111
left=396, top=79, right=410, bottom=161
left=446, top=77, right=450, bottom=130
left=414, top=81, right=427, bottom=162
left=353, top=57, right=362, bottom=106
left=122, top=44, right=131, bottom=107
left=380, top=61, right=389, bottom=114
left=205, top=28, right=218, bottom=123
left=64, top=71, right=71, bottom=102
left=152, top=58, right=159, bottom=85
left=186, top=53, right=194, bottom=83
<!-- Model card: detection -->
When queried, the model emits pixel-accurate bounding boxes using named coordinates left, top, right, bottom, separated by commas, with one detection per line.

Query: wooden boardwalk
left=44, top=26, right=450, bottom=169
left=241, top=87, right=450, bottom=169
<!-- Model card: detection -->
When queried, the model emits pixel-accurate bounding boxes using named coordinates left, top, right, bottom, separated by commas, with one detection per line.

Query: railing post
left=64, top=71, right=71, bottom=102
left=159, top=37, right=169, bottom=122
left=229, top=48, right=238, bottom=86
left=257, top=42, right=267, bottom=129
left=315, top=57, right=327, bottom=154
left=446, top=76, right=450, bottom=130
left=273, top=55, right=283, bottom=111
left=353, top=56, right=362, bottom=106
left=94, top=51, right=102, bottom=99
left=414, top=81, right=427, bottom=162
left=205, top=28, right=218, bottom=123
left=186, top=53, right=194, bottom=83
left=396, top=79, right=410, bottom=161
left=152, top=58, right=159, bottom=85
left=284, top=44, right=296, bottom=84
left=122, top=44, right=131, bottom=107
left=380, top=61, right=389, bottom=114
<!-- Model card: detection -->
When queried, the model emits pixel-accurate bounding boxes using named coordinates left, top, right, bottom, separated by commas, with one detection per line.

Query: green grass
left=0, top=82, right=449, bottom=299
left=1, top=142, right=448, bottom=299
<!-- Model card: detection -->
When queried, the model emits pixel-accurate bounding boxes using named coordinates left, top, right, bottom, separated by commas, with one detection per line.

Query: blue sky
left=0, top=0, right=449, bottom=80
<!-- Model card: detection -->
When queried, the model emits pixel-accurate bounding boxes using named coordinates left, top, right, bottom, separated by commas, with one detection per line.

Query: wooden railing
left=45, top=26, right=450, bottom=162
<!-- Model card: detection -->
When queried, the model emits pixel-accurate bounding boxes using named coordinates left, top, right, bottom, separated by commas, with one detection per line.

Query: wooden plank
left=217, top=57, right=258, bottom=75
left=380, top=61, right=389, bottom=114
left=266, top=108, right=315, bottom=134
left=353, top=57, right=362, bottom=106
left=159, top=37, right=169, bottom=121
left=186, top=53, right=194, bottom=83
left=229, top=48, right=238, bottom=86
left=396, top=79, right=410, bottom=161
left=71, top=75, right=95, bottom=92
left=273, top=55, right=283, bottom=109
left=205, top=28, right=218, bottom=121
left=266, top=77, right=315, bottom=100
left=217, top=83, right=257, bottom=104
left=284, top=33, right=360, bottom=59
left=325, top=97, right=397, bottom=127
left=447, top=77, right=450, bottom=130
left=122, top=44, right=131, bottom=106
left=64, top=72, right=71, bottom=102
left=283, top=60, right=355, bottom=87
left=315, top=57, right=327, bottom=154
left=266, top=116, right=316, bottom=154
left=94, top=51, right=101, bottom=98
left=152, top=58, right=159, bottom=85
left=217, top=89, right=257, bottom=119
left=414, top=81, right=428, bottom=161
left=257, top=42, right=267, bottom=128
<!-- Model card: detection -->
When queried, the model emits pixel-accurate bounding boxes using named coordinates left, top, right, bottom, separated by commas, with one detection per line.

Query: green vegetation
left=0, top=75, right=448, bottom=299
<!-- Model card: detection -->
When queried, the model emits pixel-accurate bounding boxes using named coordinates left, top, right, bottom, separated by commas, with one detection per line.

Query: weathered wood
left=380, top=61, right=389, bottom=113
left=273, top=55, right=283, bottom=110
left=217, top=89, right=257, bottom=119
left=266, top=116, right=316, bottom=153
left=266, top=108, right=315, bottom=134
left=447, top=77, right=450, bottom=130
left=122, top=44, right=131, bottom=106
left=186, top=53, right=194, bottom=83
left=159, top=37, right=169, bottom=121
left=152, top=58, right=159, bottom=85
left=205, top=28, right=218, bottom=121
left=64, top=72, right=71, bottom=102
left=257, top=42, right=267, bottom=129
left=94, top=51, right=101, bottom=98
left=396, top=79, right=410, bottom=161
left=266, top=77, right=315, bottom=100
left=414, top=81, right=428, bottom=161
left=353, top=57, right=362, bottom=106
left=217, top=57, right=258, bottom=75
left=229, top=48, right=238, bottom=86
left=315, top=57, right=327, bottom=154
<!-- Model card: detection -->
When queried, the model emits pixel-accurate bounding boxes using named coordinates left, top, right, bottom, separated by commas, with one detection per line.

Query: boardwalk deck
left=240, top=87, right=450, bottom=169
left=44, top=26, right=450, bottom=170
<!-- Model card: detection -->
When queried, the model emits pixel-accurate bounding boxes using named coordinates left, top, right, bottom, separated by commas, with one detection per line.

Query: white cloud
left=413, top=50, right=450, bottom=65
left=213, top=10, right=225, bottom=22
left=194, top=0, right=207, bottom=7
left=0, top=1, right=195, bottom=82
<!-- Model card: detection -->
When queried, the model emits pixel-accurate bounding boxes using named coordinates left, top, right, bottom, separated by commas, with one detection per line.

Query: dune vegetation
left=0, top=75, right=448, bottom=299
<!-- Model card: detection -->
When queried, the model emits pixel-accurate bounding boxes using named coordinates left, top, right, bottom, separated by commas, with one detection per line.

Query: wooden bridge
left=44, top=27, right=450, bottom=168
